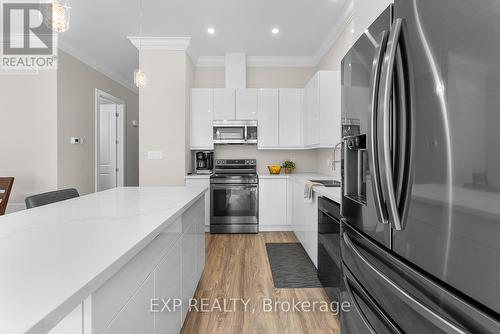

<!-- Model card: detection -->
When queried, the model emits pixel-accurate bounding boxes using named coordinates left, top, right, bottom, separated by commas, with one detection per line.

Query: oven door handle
left=211, top=185, right=258, bottom=191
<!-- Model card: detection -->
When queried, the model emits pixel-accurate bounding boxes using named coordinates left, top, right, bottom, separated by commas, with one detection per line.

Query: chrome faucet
left=332, top=142, right=342, bottom=171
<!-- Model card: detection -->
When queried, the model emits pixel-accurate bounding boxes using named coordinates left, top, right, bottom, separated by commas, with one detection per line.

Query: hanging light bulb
left=46, top=0, right=71, bottom=33
left=134, top=0, right=147, bottom=88
left=134, top=69, right=147, bottom=88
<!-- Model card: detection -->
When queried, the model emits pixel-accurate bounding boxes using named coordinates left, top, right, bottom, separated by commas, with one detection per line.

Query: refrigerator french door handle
left=368, top=30, right=390, bottom=225
left=342, top=232, right=469, bottom=334
left=379, top=18, right=405, bottom=231
left=343, top=275, right=377, bottom=334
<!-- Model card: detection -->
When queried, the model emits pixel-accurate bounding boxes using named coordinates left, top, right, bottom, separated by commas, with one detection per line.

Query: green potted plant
left=282, top=160, right=296, bottom=174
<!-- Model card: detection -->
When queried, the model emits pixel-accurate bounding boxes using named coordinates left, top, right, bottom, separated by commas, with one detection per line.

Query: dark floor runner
left=265, top=243, right=322, bottom=288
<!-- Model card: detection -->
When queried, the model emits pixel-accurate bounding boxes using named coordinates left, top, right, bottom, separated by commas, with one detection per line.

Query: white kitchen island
left=0, top=186, right=207, bottom=334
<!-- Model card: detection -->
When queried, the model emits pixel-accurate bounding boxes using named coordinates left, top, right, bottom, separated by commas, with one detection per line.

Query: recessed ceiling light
left=271, top=27, right=280, bottom=35
left=207, top=27, right=215, bottom=35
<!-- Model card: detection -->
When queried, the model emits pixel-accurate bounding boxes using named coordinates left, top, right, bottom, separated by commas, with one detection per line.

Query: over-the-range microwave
left=213, top=120, right=257, bottom=145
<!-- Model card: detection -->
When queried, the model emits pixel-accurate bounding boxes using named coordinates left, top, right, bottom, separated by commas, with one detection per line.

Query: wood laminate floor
left=181, top=232, right=340, bottom=334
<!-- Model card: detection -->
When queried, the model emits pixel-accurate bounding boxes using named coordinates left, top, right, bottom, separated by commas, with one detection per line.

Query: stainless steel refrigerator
left=341, top=1, right=500, bottom=332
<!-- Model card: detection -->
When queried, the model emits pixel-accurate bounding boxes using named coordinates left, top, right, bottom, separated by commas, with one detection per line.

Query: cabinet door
left=154, top=240, right=182, bottom=334
left=181, top=222, right=198, bottom=323
left=304, top=74, right=320, bottom=147
left=259, top=178, right=288, bottom=226
left=104, top=274, right=155, bottom=334
left=279, top=89, right=303, bottom=148
left=319, top=71, right=341, bottom=147
left=257, top=89, right=279, bottom=148
left=185, top=180, right=210, bottom=228
left=191, top=89, right=214, bottom=149
left=236, top=89, right=258, bottom=120
left=213, top=89, right=235, bottom=120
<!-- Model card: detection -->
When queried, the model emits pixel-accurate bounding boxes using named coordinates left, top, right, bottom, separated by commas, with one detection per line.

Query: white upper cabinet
left=236, top=89, right=258, bottom=120
left=279, top=89, right=303, bottom=148
left=319, top=71, right=341, bottom=147
left=257, top=89, right=279, bottom=148
left=303, top=71, right=342, bottom=149
left=191, top=89, right=214, bottom=150
left=213, top=88, right=235, bottom=120
left=304, top=74, right=320, bottom=147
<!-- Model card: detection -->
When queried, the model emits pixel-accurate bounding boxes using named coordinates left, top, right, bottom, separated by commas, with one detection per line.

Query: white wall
left=0, top=70, right=58, bottom=210
left=139, top=49, right=188, bottom=186
left=57, top=50, right=139, bottom=195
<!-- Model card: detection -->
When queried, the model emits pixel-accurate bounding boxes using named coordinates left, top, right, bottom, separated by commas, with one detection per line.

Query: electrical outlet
left=326, top=158, right=332, bottom=167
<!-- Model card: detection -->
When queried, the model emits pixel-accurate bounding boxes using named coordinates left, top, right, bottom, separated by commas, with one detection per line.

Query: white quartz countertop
left=0, top=186, right=207, bottom=334
left=259, top=173, right=342, bottom=203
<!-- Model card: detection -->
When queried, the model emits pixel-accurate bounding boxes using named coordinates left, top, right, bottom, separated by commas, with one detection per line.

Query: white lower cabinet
left=291, top=179, right=319, bottom=267
left=104, top=274, right=155, bottom=334
left=186, top=178, right=210, bottom=229
left=50, top=195, right=207, bottom=334
left=259, top=178, right=288, bottom=228
left=154, top=240, right=182, bottom=334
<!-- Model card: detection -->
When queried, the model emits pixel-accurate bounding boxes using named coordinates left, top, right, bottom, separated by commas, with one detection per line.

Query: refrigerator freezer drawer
left=341, top=265, right=402, bottom=334
left=341, top=221, right=500, bottom=334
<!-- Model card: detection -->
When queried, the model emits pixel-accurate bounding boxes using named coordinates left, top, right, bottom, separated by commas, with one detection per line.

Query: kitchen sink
left=309, top=180, right=341, bottom=187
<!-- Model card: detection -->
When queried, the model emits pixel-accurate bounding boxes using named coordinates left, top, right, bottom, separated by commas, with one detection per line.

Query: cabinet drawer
left=92, top=217, right=181, bottom=334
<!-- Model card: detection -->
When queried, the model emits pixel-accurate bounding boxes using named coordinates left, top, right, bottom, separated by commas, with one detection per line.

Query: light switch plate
left=147, top=151, right=163, bottom=160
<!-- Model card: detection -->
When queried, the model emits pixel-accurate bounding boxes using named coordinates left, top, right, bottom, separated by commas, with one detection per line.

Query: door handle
left=378, top=18, right=406, bottom=231
left=368, top=30, right=390, bottom=225
left=342, top=232, right=468, bottom=334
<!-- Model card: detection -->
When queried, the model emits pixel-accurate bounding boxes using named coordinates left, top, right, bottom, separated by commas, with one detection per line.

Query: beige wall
left=0, top=70, right=58, bottom=209
left=139, top=49, right=188, bottom=186
left=57, top=50, right=139, bottom=195
left=185, top=57, right=194, bottom=175
left=194, top=66, right=315, bottom=89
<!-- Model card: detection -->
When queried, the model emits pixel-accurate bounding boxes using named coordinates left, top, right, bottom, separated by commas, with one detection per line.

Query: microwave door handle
left=343, top=233, right=468, bottom=334
left=368, top=30, right=390, bottom=225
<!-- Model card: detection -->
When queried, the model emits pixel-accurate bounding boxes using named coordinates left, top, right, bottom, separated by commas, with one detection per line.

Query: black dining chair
left=25, top=188, right=80, bottom=209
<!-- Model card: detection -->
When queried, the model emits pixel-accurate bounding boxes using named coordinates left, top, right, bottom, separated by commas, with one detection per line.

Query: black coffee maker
left=194, top=151, right=214, bottom=174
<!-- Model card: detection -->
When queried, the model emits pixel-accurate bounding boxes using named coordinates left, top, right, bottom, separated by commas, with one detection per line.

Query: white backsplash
left=213, top=145, right=318, bottom=174
left=316, top=148, right=341, bottom=180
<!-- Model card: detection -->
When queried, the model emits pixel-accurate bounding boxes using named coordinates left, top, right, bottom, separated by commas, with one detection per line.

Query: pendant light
left=134, top=0, right=147, bottom=88
left=46, top=0, right=71, bottom=33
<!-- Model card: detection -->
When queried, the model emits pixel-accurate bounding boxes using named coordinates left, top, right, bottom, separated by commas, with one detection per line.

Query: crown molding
left=312, top=0, right=353, bottom=65
left=127, top=36, right=198, bottom=65
left=127, top=36, right=191, bottom=50
left=58, top=40, right=138, bottom=93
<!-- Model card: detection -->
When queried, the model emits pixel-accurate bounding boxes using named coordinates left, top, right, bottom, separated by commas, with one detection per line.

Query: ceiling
left=59, top=0, right=352, bottom=90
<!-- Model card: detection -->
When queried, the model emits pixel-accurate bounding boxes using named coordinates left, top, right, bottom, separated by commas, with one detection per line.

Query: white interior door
left=98, top=102, right=118, bottom=191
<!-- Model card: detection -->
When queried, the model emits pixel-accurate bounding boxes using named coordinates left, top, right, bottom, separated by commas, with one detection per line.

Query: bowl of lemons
left=267, top=165, right=282, bottom=174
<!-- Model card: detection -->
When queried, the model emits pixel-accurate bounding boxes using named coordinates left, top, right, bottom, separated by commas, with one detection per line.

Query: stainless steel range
left=210, top=159, right=258, bottom=234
